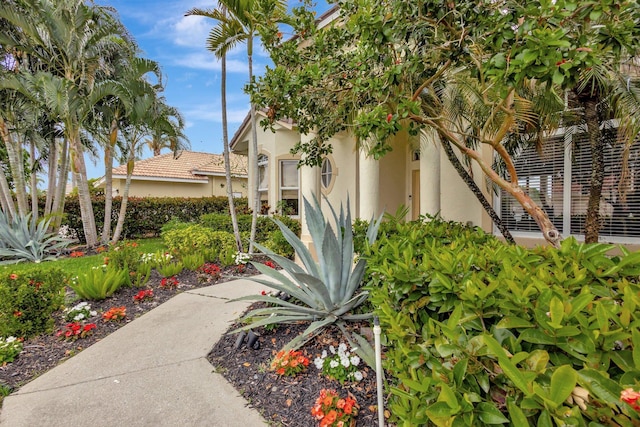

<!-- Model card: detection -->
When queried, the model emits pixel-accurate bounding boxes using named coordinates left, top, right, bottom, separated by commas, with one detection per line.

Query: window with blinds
left=498, top=126, right=640, bottom=243
left=279, top=160, right=300, bottom=216
left=258, top=154, right=269, bottom=214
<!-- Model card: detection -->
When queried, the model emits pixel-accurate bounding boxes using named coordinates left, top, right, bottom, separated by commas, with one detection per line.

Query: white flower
left=6, top=336, right=16, bottom=343
left=353, top=371, right=364, bottom=381
left=329, top=360, right=339, bottom=369
left=321, top=350, right=327, bottom=358
left=329, top=345, right=336, bottom=354
left=74, top=313, right=85, bottom=321
left=350, top=356, right=360, bottom=366
left=90, top=311, right=97, bottom=317
left=338, top=343, right=348, bottom=353
left=341, top=358, right=350, bottom=368
left=314, top=358, right=324, bottom=370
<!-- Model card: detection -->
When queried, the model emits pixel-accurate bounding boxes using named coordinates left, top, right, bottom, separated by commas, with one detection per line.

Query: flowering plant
left=69, top=251, right=84, bottom=258
left=314, top=343, right=363, bottom=383
left=621, top=388, right=640, bottom=412
left=270, top=349, right=309, bottom=376
left=234, top=252, right=251, bottom=265
left=160, top=276, right=179, bottom=288
left=133, top=289, right=153, bottom=303
left=0, top=336, right=23, bottom=364
left=199, top=263, right=221, bottom=277
left=56, top=322, right=96, bottom=340
left=311, top=389, right=358, bottom=427
left=264, top=261, right=277, bottom=269
left=9, top=273, right=18, bottom=280
left=103, top=306, right=126, bottom=322
left=64, top=301, right=97, bottom=322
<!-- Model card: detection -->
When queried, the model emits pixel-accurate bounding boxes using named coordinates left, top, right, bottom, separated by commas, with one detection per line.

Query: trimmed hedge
left=365, top=218, right=640, bottom=426
left=63, top=196, right=249, bottom=243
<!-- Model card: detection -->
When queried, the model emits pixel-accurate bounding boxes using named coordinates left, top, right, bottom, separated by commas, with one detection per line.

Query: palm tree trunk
left=0, top=160, right=16, bottom=220
left=248, top=38, right=259, bottom=254
left=111, top=156, right=133, bottom=244
left=44, top=136, right=58, bottom=217
left=0, top=117, right=28, bottom=217
left=70, top=132, right=98, bottom=247
left=101, top=119, right=117, bottom=244
left=439, top=136, right=515, bottom=244
left=29, top=138, right=38, bottom=225
left=51, top=137, right=69, bottom=229
left=581, top=96, right=604, bottom=243
left=221, top=51, right=243, bottom=252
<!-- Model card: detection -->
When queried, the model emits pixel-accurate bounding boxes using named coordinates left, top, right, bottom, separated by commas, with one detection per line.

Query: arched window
left=258, top=154, right=269, bottom=213
left=321, top=157, right=333, bottom=189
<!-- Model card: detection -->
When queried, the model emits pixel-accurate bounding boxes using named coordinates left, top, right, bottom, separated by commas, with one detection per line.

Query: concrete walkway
left=0, top=279, right=269, bottom=427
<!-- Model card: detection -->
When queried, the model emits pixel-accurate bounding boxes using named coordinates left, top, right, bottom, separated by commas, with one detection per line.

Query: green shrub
left=160, top=218, right=192, bottom=235
left=0, top=267, right=66, bottom=338
left=365, top=218, right=640, bottom=426
left=157, top=261, right=184, bottom=278
left=162, top=224, right=236, bottom=259
left=106, top=241, right=142, bottom=273
left=182, top=252, right=206, bottom=271
left=70, top=267, right=129, bottom=300
left=261, top=229, right=294, bottom=259
left=199, top=213, right=301, bottom=243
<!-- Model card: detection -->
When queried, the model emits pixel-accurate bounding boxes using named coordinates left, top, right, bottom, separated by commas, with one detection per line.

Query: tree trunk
left=0, top=117, right=28, bottom=217
left=44, top=135, right=58, bottom=217
left=70, top=132, right=98, bottom=247
left=101, top=119, right=117, bottom=245
left=580, top=96, right=604, bottom=243
left=111, top=156, right=133, bottom=244
left=0, top=160, right=16, bottom=220
left=51, top=137, right=69, bottom=229
left=248, top=38, right=259, bottom=254
left=439, top=136, right=515, bottom=244
left=29, top=138, right=38, bottom=226
left=221, top=51, right=243, bottom=252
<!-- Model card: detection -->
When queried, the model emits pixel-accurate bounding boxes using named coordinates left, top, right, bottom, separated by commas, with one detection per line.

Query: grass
left=0, top=238, right=167, bottom=278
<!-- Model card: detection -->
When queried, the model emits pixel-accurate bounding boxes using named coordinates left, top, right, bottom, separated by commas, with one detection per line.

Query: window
left=258, top=154, right=269, bottom=214
left=498, top=126, right=640, bottom=242
left=279, top=160, right=300, bottom=216
left=321, top=157, right=333, bottom=189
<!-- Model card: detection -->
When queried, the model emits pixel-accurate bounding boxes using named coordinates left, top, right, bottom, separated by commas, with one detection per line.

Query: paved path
left=0, top=279, right=269, bottom=427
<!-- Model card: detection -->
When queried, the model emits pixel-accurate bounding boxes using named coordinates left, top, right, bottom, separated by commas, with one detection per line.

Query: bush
left=63, top=196, right=249, bottom=243
left=70, top=267, right=129, bottom=300
left=162, top=224, right=236, bottom=260
left=105, top=241, right=142, bottom=273
left=0, top=267, right=66, bottom=338
left=261, top=229, right=295, bottom=259
left=199, top=213, right=301, bottom=243
left=365, top=218, right=640, bottom=426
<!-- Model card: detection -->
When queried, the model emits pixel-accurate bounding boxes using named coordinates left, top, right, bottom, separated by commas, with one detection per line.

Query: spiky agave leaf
left=231, top=194, right=382, bottom=365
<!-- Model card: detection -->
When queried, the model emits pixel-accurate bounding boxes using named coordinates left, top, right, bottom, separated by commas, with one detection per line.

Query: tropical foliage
left=0, top=0, right=187, bottom=246
left=233, top=195, right=382, bottom=365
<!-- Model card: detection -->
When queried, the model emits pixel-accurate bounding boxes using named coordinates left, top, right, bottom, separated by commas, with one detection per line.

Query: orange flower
left=9, top=273, right=18, bottom=280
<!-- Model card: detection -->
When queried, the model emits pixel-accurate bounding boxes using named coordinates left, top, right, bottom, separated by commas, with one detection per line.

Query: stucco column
left=420, top=130, right=441, bottom=215
left=299, top=133, right=320, bottom=256
left=359, top=147, right=379, bottom=220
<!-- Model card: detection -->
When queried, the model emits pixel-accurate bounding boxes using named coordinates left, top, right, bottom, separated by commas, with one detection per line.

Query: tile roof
left=111, top=151, right=248, bottom=182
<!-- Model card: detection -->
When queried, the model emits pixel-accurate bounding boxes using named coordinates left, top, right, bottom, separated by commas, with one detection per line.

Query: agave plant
left=233, top=195, right=381, bottom=365
left=0, top=212, right=73, bottom=264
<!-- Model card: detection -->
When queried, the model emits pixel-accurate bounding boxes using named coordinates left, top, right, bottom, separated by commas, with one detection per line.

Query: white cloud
left=183, top=104, right=249, bottom=123
left=173, top=15, right=212, bottom=48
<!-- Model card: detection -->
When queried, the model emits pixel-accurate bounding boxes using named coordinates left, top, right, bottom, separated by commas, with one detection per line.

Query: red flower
left=261, top=290, right=267, bottom=295
left=386, top=113, right=393, bottom=123
left=13, top=311, right=22, bottom=317
left=264, top=261, right=276, bottom=269
left=9, top=273, right=18, bottom=280
left=621, top=388, right=640, bottom=412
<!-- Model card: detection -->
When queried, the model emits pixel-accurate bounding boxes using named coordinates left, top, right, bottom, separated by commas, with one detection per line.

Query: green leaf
left=507, top=397, right=529, bottom=426
left=426, top=402, right=458, bottom=427
left=577, top=368, right=622, bottom=406
left=496, top=317, right=534, bottom=329
left=477, top=402, right=509, bottom=424
left=438, top=383, right=460, bottom=411
left=549, top=365, right=577, bottom=406
left=632, top=329, right=640, bottom=368
left=548, top=297, right=564, bottom=328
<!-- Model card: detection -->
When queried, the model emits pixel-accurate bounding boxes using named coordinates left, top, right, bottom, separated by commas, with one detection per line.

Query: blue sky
left=87, top=0, right=329, bottom=179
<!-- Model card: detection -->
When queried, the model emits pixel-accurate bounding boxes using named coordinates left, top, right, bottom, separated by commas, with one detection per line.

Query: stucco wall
left=378, top=132, right=409, bottom=216
left=112, top=176, right=248, bottom=198
left=322, top=134, right=357, bottom=214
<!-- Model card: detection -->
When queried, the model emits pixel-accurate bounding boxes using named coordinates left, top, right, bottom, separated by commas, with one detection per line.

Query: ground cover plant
left=364, top=217, right=640, bottom=426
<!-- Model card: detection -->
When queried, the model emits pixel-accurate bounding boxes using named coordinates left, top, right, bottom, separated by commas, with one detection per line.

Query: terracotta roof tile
left=111, top=151, right=248, bottom=181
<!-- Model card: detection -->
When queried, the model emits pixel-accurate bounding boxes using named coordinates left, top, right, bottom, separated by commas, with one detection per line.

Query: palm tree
left=187, top=0, right=287, bottom=253
left=0, top=0, right=131, bottom=246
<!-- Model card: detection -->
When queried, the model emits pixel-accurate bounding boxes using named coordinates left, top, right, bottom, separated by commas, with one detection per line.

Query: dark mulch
left=209, top=314, right=381, bottom=426
left=0, top=256, right=386, bottom=427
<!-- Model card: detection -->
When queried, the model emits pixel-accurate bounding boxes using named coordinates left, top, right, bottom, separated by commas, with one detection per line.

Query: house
left=230, top=9, right=640, bottom=251
left=97, top=151, right=248, bottom=198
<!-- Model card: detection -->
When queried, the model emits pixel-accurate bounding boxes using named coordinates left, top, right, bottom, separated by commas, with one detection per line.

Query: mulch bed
left=1, top=258, right=385, bottom=427
left=209, top=312, right=381, bottom=426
